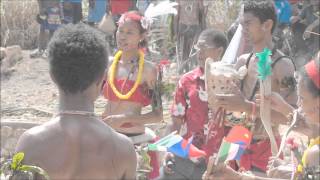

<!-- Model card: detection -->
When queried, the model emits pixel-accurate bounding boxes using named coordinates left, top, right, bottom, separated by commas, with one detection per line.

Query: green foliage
left=136, top=146, right=152, bottom=180
left=11, top=152, right=24, bottom=170
left=161, top=82, right=176, bottom=100
left=256, top=48, right=272, bottom=81
left=0, top=152, right=50, bottom=180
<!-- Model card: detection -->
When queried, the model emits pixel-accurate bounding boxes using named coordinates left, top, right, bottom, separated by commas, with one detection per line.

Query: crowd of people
left=11, top=0, right=319, bottom=180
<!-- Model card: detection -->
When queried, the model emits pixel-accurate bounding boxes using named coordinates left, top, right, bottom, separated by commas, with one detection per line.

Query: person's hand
left=266, top=157, right=292, bottom=179
left=103, top=114, right=126, bottom=128
left=163, top=152, right=175, bottom=174
left=267, top=156, right=286, bottom=168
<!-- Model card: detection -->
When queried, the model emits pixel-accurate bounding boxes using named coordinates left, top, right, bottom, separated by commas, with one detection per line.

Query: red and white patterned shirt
left=171, top=67, right=228, bottom=157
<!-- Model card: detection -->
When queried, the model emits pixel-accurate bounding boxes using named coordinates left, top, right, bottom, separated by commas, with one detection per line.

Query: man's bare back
left=15, top=115, right=136, bottom=180
left=14, top=23, right=137, bottom=180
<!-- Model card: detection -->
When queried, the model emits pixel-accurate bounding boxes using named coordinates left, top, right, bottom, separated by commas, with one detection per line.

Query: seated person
left=161, top=28, right=228, bottom=180
left=15, top=23, right=136, bottom=180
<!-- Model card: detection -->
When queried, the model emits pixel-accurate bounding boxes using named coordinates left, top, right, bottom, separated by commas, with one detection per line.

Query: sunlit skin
left=116, top=20, right=144, bottom=52
left=240, top=12, right=273, bottom=50
left=216, top=11, right=297, bottom=138
left=103, top=18, right=162, bottom=135
left=197, top=45, right=223, bottom=68
left=297, top=77, right=320, bottom=124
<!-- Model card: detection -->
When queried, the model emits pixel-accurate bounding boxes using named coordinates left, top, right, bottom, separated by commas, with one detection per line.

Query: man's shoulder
left=18, top=120, right=56, bottom=143
left=14, top=123, right=53, bottom=159
left=107, top=131, right=136, bottom=162
left=272, top=53, right=295, bottom=70
left=104, top=129, right=135, bottom=151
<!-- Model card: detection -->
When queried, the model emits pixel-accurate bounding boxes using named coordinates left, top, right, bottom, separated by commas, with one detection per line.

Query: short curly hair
left=199, top=28, right=228, bottom=51
left=244, top=0, right=277, bottom=33
left=48, top=23, right=108, bottom=94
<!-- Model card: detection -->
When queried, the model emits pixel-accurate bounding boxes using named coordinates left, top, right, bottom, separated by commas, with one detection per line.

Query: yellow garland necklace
left=108, top=50, right=144, bottom=100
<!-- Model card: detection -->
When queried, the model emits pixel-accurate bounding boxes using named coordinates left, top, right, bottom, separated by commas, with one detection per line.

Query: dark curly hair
left=198, top=28, right=228, bottom=53
left=48, top=23, right=108, bottom=94
left=243, top=0, right=277, bottom=33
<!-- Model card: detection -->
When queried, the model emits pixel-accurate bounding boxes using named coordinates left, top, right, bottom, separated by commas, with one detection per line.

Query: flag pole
left=256, top=48, right=278, bottom=156
left=204, top=155, right=215, bottom=180
left=214, top=138, right=225, bottom=165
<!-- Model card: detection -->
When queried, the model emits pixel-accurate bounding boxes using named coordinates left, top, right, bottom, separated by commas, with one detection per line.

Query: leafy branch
left=0, top=152, right=50, bottom=180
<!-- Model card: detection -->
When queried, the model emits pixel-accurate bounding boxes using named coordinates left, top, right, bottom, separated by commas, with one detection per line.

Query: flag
left=216, top=139, right=245, bottom=163
left=224, top=126, right=252, bottom=147
left=148, top=133, right=206, bottom=159
left=215, top=126, right=252, bottom=164
left=147, top=131, right=180, bottom=151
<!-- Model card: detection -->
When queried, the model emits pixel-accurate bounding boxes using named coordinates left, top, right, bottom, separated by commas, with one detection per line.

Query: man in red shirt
left=160, top=28, right=228, bottom=180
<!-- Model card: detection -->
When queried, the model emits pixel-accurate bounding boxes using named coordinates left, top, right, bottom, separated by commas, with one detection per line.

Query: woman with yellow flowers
left=102, top=11, right=162, bottom=179
left=203, top=53, right=319, bottom=180
left=265, top=53, right=320, bottom=180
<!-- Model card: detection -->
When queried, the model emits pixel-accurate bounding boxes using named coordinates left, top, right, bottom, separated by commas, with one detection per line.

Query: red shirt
left=110, top=0, right=133, bottom=15
left=171, top=67, right=228, bottom=157
left=171, top=67, right=209, bottom=148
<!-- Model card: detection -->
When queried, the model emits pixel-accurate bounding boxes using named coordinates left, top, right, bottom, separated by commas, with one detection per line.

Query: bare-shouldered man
left=215, top=0, right=297, bottom=174
left=15, top=23, right=136, bottom=180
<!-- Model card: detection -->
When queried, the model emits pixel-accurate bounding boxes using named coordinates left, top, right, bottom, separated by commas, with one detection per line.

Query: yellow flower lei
left=108, top=50, right=144, bottom=100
